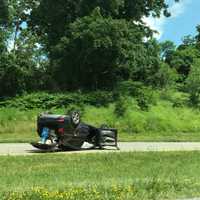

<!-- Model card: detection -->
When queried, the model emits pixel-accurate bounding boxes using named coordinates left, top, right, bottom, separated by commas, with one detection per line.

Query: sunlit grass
left=1, top=95, right=200, bottom=142
left=2, top=152, right=200, bottom=199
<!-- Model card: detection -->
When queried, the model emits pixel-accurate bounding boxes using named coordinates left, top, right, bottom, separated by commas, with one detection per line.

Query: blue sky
left=144, top=0, right=200, bottom=46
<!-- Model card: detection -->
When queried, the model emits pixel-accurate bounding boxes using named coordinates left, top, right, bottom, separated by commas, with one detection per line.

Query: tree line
left=0, top=0, right=200, bottom=106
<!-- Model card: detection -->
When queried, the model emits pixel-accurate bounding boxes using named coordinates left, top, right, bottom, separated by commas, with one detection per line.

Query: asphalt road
left=2, top=142, right=200, bottom=155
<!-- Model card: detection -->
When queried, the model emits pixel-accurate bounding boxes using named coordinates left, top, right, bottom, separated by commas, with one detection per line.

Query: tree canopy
left=1, top=0, right=200, bottom=99
left=29, top=0, right=173, bottom=53
left=0, top=0, right=8, bottom=24
left=27, top=0, right=179, bottom=91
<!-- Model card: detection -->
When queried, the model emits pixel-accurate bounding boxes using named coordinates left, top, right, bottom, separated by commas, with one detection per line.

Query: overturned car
left=31, top=111, right=118, bottom=150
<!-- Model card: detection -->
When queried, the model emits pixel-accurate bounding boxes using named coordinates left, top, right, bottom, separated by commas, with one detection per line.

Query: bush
left=136, top=88, right=157, bottom=111
left=84, top=91, right=114, bottom=107
left=114, top=96, right=127, bottom=117
left=116, top=80, right=144, bottom=97
left=153, top=63, right=178, bottom=88
left=185, top=59, right=200, bottom=107
left=116, top=81, right=157, bottom=111
left=0, top=91, right=115, bottom=110
left=65, top=104, right=85, bottom=115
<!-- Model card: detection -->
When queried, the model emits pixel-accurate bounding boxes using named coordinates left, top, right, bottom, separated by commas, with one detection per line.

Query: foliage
left=160, top=40, right=176, bottom=60
left=118, top=80, right=157, bottom=110
left=29, top=0, right=178, bottom=91
left=164, top=26, right=200, bottom=83
left=30, top=0, right=173, bottom=51
left=116, top=80, right=144, bottom=96
left=0, top=0, right=199, bottom=100
left=0, top=52, right=49, bottom=97
left=0, top=54, right=27, bottom=96
left=2, top=91, right=200, bottom=142
left=114, top=96, right=127, bottom=117
left=153, top=63, right=178, bottom=88
left=136, top=91, right=151, bottom=111
left=0, top=91, right=115, bottom=110
left=185, top=59, right=200, bottom=107
left=83, top=92, right=200, bottom=135
left=0, top=0, right=8, bottom=25
left=129, top=39, right=162, bottom=86
left=52, top=8, right=149, bottom=90
left=0, top=0, right=48, bottom=97
left=166, top=45, right=200, bottom=81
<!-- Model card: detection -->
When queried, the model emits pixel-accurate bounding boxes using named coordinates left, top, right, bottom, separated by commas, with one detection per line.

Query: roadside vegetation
left=1, top=90, right=200, bottom=143
left=1, top=1, right=200, bottom=142
left=2, top=151, right=200, bottom=199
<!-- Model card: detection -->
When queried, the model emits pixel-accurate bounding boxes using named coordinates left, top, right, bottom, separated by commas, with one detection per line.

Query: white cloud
left=143, top=0, right=191, bottom=40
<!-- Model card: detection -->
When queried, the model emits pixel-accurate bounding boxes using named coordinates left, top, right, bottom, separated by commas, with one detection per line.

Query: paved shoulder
left=118, top=142, right=200, bottom=152
left=1, top=142, right=200, bottom=155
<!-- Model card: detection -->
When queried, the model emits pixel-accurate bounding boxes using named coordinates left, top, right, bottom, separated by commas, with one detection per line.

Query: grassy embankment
left=1, top=90, right=200, bottom=142
left=2, top=151, right=200, bottom=199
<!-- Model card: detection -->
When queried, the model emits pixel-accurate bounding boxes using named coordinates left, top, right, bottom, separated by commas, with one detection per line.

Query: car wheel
left=71, top=111, right=80, bottom=125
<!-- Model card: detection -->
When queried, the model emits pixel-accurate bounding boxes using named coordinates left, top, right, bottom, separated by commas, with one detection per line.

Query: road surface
left=2, top=142, right=200, bottom=155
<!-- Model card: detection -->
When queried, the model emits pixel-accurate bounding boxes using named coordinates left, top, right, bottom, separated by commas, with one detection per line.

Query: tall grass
left=1, top=92, right=200, bottom=142
left=83, top=99, right=200, bottom=134
left=0, top=108, right=39, bottom=142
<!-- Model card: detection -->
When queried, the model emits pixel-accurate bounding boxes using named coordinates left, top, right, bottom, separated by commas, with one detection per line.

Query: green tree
left=181, top=35, right=196, bottom=47
left=0, top=0, right=49, bottom=97
left=30, top=0, right=178, bottom=90
left=153, top=63, right=178, bottom=88
left=166, top=46, right=200, bottom=81
left=0, top=0, right=8, bottom=24
left=29, top=0, right=80, bottom=52
left=51, top=9, right=147, bottom=90
left=30, top=0, right=173, bottom=52
left=0, top=54, right=27, bottom=96
left=0, top=0, right=8, bottom=53
left=195, top=25, right=200, bottom=42
left=160, top=40, right=176, bottom=60
left=186, top=59, right=200, bottom=107
left=164, top=26, right=200, bottom=82
left=131, top=38, right=161, bottom=86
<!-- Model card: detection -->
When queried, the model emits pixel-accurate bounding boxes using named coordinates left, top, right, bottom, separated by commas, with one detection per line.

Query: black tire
left=70, top=111, right=80, bottom=126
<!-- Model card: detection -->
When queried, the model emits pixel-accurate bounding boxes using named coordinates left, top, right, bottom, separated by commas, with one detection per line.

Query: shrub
left=136, top=88, right=156, bottom=111
left=116, top=80, right=157, bottom=111
left=185, top=59, right=200, bottom=107
left=0, top=91, right=115, bottom=110
left=114, top=96, right=127, bottom=117
left=65, top=104, right=85, bottom=115
left=84, top=91, right=114, bottom=107
left=116, top=80, right=144, bottom=97
left=153, top=63, right=178, bottom=88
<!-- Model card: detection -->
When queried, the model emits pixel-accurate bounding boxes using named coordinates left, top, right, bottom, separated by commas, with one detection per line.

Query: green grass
left=1, top=91, right=200, bottom=142
left=83, top=100, right=200, bottom=142
left=2, top=151, right=200, bottom=199
left=119, top=132, right=200, bottom=142
left=0, top=108, right=38, bottom=143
